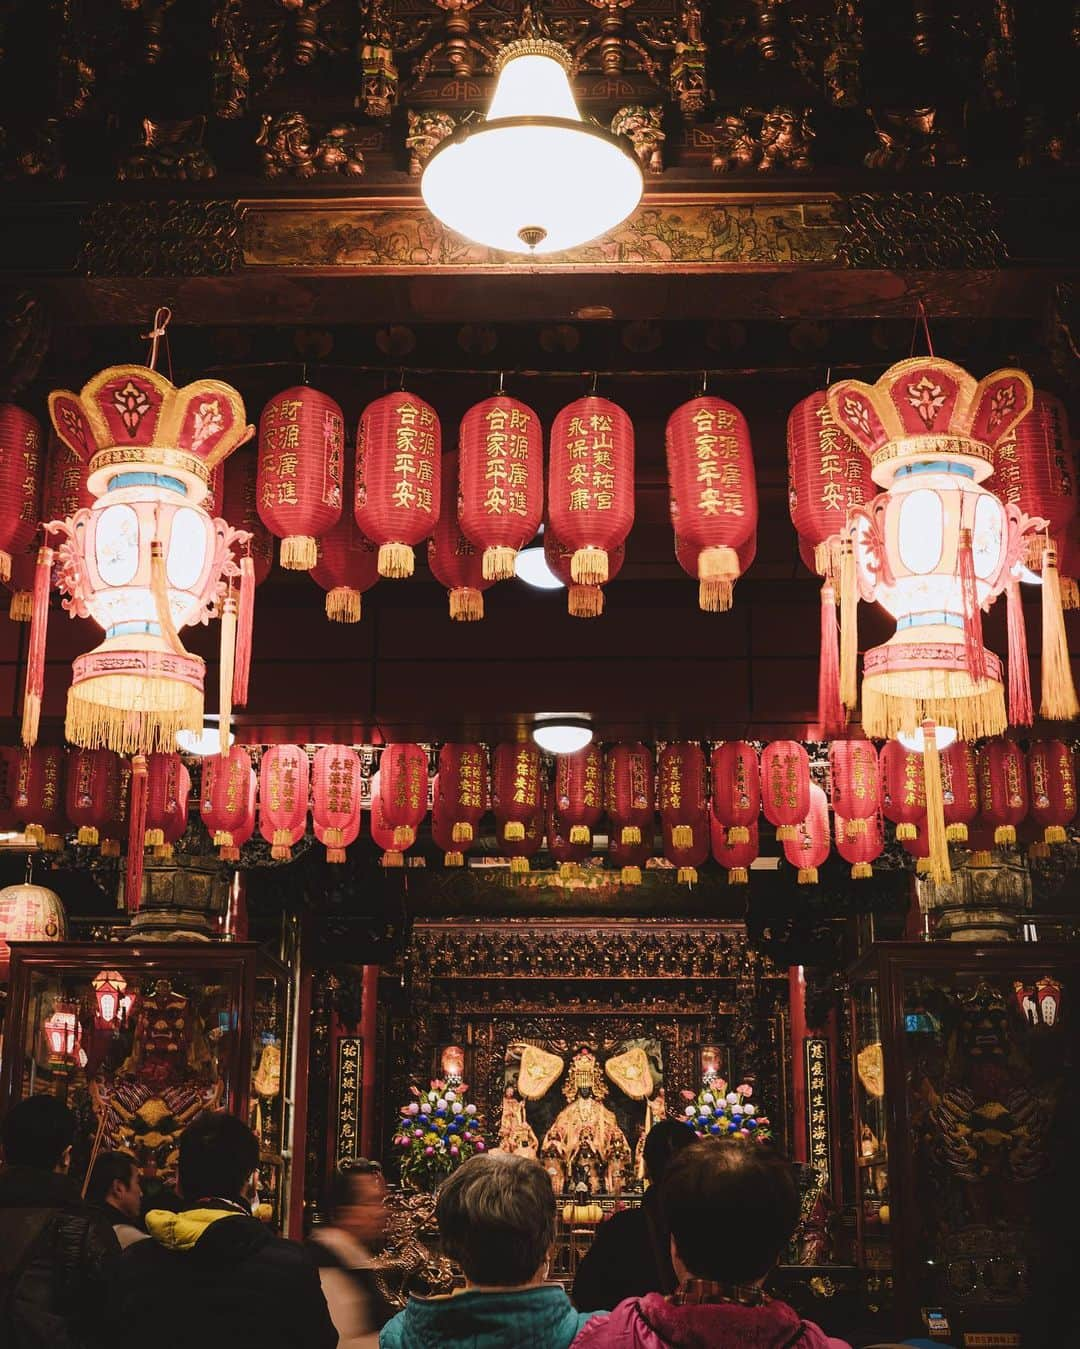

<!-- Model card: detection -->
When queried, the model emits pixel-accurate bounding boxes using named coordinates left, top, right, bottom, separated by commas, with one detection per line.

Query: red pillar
left=359, top=964, right=379, bottom=1161
left=788, top=964, right=808, bottom=1163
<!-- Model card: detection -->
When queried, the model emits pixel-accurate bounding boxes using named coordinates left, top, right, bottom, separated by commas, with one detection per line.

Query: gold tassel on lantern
left=326, top=587, right=362, bottom=623
left=569, top=825, right=591, bottom=844
left=697, top=546, right=738, bottom=612
left=449, top=588, right=484, bottom=622
left=568, top=585, right=603, bottom=618
left=144, top=826, right=165, bottom=848
left=280, top=535, right=318, bottom=571
left=392, top=825, right=416, bottom=848
left=671, top=824, right=694, bottom=849
left=323, top=827, right=344, bottom=847
left=452, top=821, right=473, bottom=844
left=326, top=848, right=346, bottom=863
left=727, top=867, right=748, bottom=885
left=510, top=856, right=530, bottom=874
left=946, top=823, right=968, bottom=843
left=851, top=862, right=872, bottom=879
left=839, top=534, right=859, bottom=713
left=698, top=578, right=733, bottom=613
left=994, top=823, right=1016, bottom=846
left=920, top=720, right=952, bottom=885
left=482, top=545, right=517, bottom=582
left=77, top=825, right=99, bottom=846
left=621, top=825, right=641, bottom=845
left=570, top=547, right=609, bottom=586
left=797, top=866, right=818, bottom=884
left=377, top=541, right=414, bottom=579
left=213, top=829, right=234, bottom=848
left=726, top=826, right=749, bottom=844
left=381, top=849, right=404, bottom=868
left=621, top=865, right=642, bottom=886
left=504, top=822, right=525, bottom=842
left=1039, top=540, right=1080, bottom=721
left=9, top=589, right=32, bottom=622
left=677, top=866, right=697, bottom=885
left=1045, top=824, right=1068, bottom=845
left=1028, top=840, right=1051, bottom=860
left=895, top=822, right=917, bottom=841
left=271, top=827, right=292, bottom=861
left=444, top=850, right=464, bottom=867
left=155, top=843, right=174, bottom=859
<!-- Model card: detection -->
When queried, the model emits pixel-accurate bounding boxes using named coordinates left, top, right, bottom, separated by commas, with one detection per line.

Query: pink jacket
left=571, top=1292, right=852, bottom=1349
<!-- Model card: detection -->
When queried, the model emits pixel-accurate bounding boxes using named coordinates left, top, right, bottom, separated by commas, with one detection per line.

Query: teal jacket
left=379, top=1284, right=598, bottom=1349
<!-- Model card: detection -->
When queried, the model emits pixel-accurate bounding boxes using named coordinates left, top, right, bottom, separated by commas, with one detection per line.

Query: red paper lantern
left=835, top=809, right=883, bottom=879
left=977, top=738, right=1028, bottom=846
left=492, top=743, right=543, bottom=842
left=201, top=747, right=256, bottom=860
left=662, top=810, right=709, bottom=884
left=547, top=394, right=634, bottom=586
left=458, top=393, right=544, bottom=580
left=259, top=744, right=310, bottom=860
left=543, top=526, right=624, bottom=617
left=783, top=782, right=830, bottom=884
left=828, top=739, right=879, bottom=837
left=151, top=760, right=191, bottom=858
left=675, top=533, right=755, bottom=612
left=609, top=831, right=651, bottom=886
left=710, top=741, right=760, bottom=843
left=144, top=752, right=187, bottom=848
left=547, top=797, right=591, bottom=876
left=554, top=745, right=604, bottom=844
left=995, top=391, right=1076, bottom=575
left=65, top=748, right=122, bottom=846
left=436, top=743, right=487, bottom=844
left=378, top=743, right=428, bottom=849
left=1027, top=739, right=1077, bottom=845
left=370, top=771, right=405, bottom=867
left=312, top=513, right=380, bottom=624
left=500, top=807, right=544, bottom=875
left=0, top=404, right=42, bottom=584
left=99, top=759, right=131, bottom=858
left=222, top=448, right=275, bottom=586
left=658, top=742, right=707, bottom=850
left=312, top=744, right=362, bottom=862
left=13, top=746, right=65, bottom=849
left=786, top=390, right=873, bottom=579
left=760, top=741, right=810, bottom=842
left=939, top=740, right=979, bottom=842
left=432, top=787, right=466, bottom=867
left=879, top=741, right=925, bottom=840
left=355, top=391, right=442, bottom=578
left=428, top=450, right=492, bottom=621
left=605, top=742, right=655, bottom=846
left=711, top=815, right=758, bottom=885
left=257, top=385, right=344, bottom=570
left=666, top=395, right=757, bottom=610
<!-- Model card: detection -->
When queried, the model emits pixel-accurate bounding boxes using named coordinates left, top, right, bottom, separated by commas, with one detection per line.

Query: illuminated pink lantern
left=835, top=810, right=883, bottom=879
left=0, top=874, right=67, bottom=980
left=782, top=782, right=830, bottom=884
left=711, top=815, right=758, bottom=886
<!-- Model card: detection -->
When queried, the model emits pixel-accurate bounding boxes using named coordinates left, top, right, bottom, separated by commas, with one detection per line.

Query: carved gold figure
left=540, top=1048, right=632, bottom=1195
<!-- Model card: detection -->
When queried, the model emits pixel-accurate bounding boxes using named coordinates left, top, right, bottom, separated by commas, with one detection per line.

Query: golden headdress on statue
left=563, top=1046, right=607, bottom=1102
left=605, top=1046, right=653, bottom=1100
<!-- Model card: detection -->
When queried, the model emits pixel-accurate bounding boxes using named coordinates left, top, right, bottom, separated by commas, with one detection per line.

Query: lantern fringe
left=569, top=585, right=603, bottom=618
left=621, top=825, right=641, bottom=845
left=860, top=678, right=1005, bottom=743
left=571, top=546, right=609, bottom=586
left=271, top=843, right=292, bottom=861
left=42, top=834, right=62, bottom=853
left=946, top=822, right=969, bottom=843
left=233, top=555, right=255, bottom=705
left=452, top=821, right=473, bottom=843
left=377, top=541, right=414, bottom=579
left=444, top=850, right=464, bottom=867
left=392, top=825, right=415, bottom=848
left=994, top=824, right=1017, bottom=846
left=1045, top=824, right=1068, bottom=845
left=77, top=825, right=99, bottom=846
left=9, top=589, right=32, bottom=622
left=671, top=824, right=694, bottom=849
left=510, top=856, right=530, bottom=874
left=698, top=545, right=739, bottom=582
left=326, top=586, right=361, bottom=623
left=66, top=678, right=203, bottom=756
left=569, top=825, right=591, bottom=844
left=851, top=862, right=873, bottom=879
left=154, top=843, right=174, bottom=860
left=814, top=537, right=843, bottom=586
left=895, top=822, right=918, bottom=840
left=218, top=594, right=237, bottom=757
left=677, top=866, right=698, bottom=885
left=101, top=838, right=121, bottom=858
left=381, top=849, right=404, bottom=868
left=915, top=857, right=933, bottom=875
left=25, top=823, right=45, bottom=843
left=482, top=545, right=517, bottom=582
left=845, top=818, right=867, bottom=838
left=797, top=866, right=819, bottom=885
left=21, top=545, right=53, bottom=748
left=839, top=536, right=859, bottom=713
left=1039, top=540, right=1080, bottom=721
left=219, top=844, right=240, bottom=861
left=149, top=541, right=188, bottom=656
left=957, top=529, right=988, bottom=684
left=921, top=722, right=952, bottom=885
left=144, top=827, right=165, bottom=847
left=280, top=534, right=318, bottom=571
left=1062, top=576, right=1079, bottom=611
left=323, top=826, right=344, bottom=846
left=503, top=821, right=525, bottom=841
left=326, top=847, right=346, bottom=863
left=727, top=866, right=749, bottom=885
left=449, top=587, right=484, bottom=622
left=125, top=756, right=150, bottom=913
left=621, top=865, right=642, bottom=885
left=775, top=825, right=796, bottom=841
left=1006, top=578, right=1033, bottom=727
left=726, top=825, right=750, bottom=844
left=0, top=547, right=10, bottom=582
left=969, top=849, right=993, bottom=867
left=1028, top=840, right=1050, bottom=860
left=698, top=577, right=733, bottom=613
left=213, top=829, right=234, bottom=847
left=818, top=583, right=845, bottom=735
left=558, top=862, right=579, bottom=880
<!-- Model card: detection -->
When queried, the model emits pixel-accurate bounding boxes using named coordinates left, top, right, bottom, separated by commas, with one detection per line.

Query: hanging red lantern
left=64, top=748, right=121, bottom=846
left=609, top=831, right=651, bottom=886
left=543, top=526, right=624, bottom=617
left=312, top=744, right=362, bottom=862
left=977, top=738, right=1028, bottom=846
left=378, top=743, right=428, bottom=848
left=710, top=741, right=759, bottom=843
left=500, top=807, right=544, bottom=875
left=675, top=533, right=755, bottom=612
left=429, top=450, right=493, bottom=621
left=835, top=809, right=883, bottom=879
left=662, top=810, right=709, bottom=885
left=370, top=771, right=405, bottom=867
left=201, top=746, right=256, bottom=860
left=99, top=759, right=131, bottom=858
left=0, top=404, right=42, bottom=584
left=257, top=385, right=344, bottom=570
left=711, top=815, right=758, bottom=885
left=786, top=391, right=873, bottom=581
left=547, top=394, right=634, bottom=586
left=878, top=741, right=925, bottom=840
left=828, top=739, right=879, bottom=837
left=152, top=761, right=191, bottom=858
left=14, top=746, right=65, bottom=849
left=939, top=740, right=979, bottom=842
left=312, top=518, right=380, bottom=624
left=1027, top=739, right=1077, bottom=845
left=432, top=787, right=467, bottom=867
left=458, top=392, right=544, bottom=580
left=144, top=752, right=187, bottom=848
left=554, top=745, right=604, bottom=844
left=547, top=797, right=591, bottom=877
left=259, top=743, right=310, bottom=860
left=760, top=741, right=810, bottom=842
left=605, top=742, right=655, bottom=846
left=658, top=742, right=707, bottom=850
left=492, top=743, right=543, bottom=842
left=666, top=394, right=757, bottom=610
left=436, top=743, right=487, bottom=844
left=222, top=448, right=275, bottom=586
left=783, top=781, right=830, bottom=884
left=355, top=390, right=442, bottom=578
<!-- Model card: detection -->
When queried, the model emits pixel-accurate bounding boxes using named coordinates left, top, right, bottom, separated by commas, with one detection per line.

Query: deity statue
left=540, top=1048, right=631, bottom=1195
left=497, top=1087, right=539, bottom=1158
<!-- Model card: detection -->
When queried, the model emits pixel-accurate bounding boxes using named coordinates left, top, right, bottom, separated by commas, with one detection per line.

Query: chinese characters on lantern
left=455, top=749, right=486, bottom=812
left=565, top=409, right=618, bottom=515
left=814, top=399, right=866, bottom=518
left=260, top=397, right=303, bottom=509
left=690, top=402, right=744, bottom=519
left=392, top=401, right=437, bottom=515
left=482, top=403, right=532, bottom=519
left=513, top=748, right=539, bottom=807
left=336, top=1037, right=363, bottom=1167
left=327, top=750, right=356, bottom=813
left=805, top=1038, right=832, bottom=1187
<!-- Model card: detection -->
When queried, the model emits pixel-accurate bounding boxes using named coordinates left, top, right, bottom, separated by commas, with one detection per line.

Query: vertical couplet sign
left=336, top=1036, right=363, bottom=1168
left=804, top=1036, right=832, bottom=1191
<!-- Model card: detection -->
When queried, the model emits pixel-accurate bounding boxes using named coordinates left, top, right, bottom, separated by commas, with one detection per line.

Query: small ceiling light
left=421, top=25, right=642, bottom=255
left=515, top=528, right=564, bottom=589
left=897, top=725, right=957, bottom=753
left=177, top=723, right=235, bottom=756
left=532, top=715, right=593, bottom=754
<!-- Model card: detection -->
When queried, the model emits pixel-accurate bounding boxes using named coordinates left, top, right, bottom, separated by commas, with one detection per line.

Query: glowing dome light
left=898, top=725, right=957, bottom=753
left=421, top=39, right=643, bottom=255
left=532, top=715, right=593, bottom=754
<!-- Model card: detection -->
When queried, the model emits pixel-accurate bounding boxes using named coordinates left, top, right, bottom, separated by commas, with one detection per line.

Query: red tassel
left=233, top=554, right=254, bottom=707
left=21, top=546, right=53, bottom=747
left=957, top=529, right=987, bottom=683
left=1006, top=578, right=1033, bottom=727
left=125, top=756, right=150, bottom=914
left=818, top=582, right=845, bottom=735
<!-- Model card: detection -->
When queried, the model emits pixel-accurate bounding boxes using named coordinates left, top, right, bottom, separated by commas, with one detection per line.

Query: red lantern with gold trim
left=258, top=744, right=310, bottom=860
left=711, top=815, right=758, bottom=885
left=879, top=741, right=925, bottom=841
left=314, top=803, right=360, bottom=864
left=257, top=386, right=344, bottom=571
left=835, top=809, right=883, bottom=879
left=99, top=759, right=130, bottom=858
left=223, top=449, right=275, bottom=587
left=458, top=393, right=544, bottom=580
left=370, top=771, right=405, bottom=868
left=658, top=742, right=707, bottom=850
left=828, top=739, right=879, bottom=837
left=312, top=745, right=362, bottom=863
left=492, top=743, right=543, bottom=842
left=428, top=450, right=492, bottom=621
left=666, top=395, right=757, bottom=610
left=13, top=745, right=65, bottom=849
left=378, top=743, right=428, bottom=849
left=676, top=533, right=755, bottom=613
left=311, top=513, right=380, bottom=624
left=201, top=747, right=256, bottom=860
left=547, top=394, right=634, bottom=586
left=663, top=809, right=709, bottom=885
left=786, top=391, right=873, bottom=580
left=543, top=526, right=624, bottom=617
left=939, top=740, right=979, bottom=842
left=710, top=741, right=759, bottom=844
left=65, top=748, right=121, bottom=846
left=605, top=742, right=654, bottom=846
left=1027, top=739, right=1077, bottom=845
left=144, top=752, right=187, bottom=848
left=554, top=745, right=604, bottom=845
left=760, top=741, right=810, bottom=842
left=0, top=404, right=42, bottom=584
left=355, top=390, right=442, bottom=578
left=978, top=738, right=1028, bottom=846
left=432, top=787, right=468, bottom=867
left=152, top=761, right=191, bottom=858
left=783, top=781, right=830, bottom=884
left=436, top=743, right=487, bottom=844
left=500, top=806, right=544, bottom=875
left=995, top=391, right=1076, bottom=582
left=609, top=831, right=651, bottom=886
left=547, top=797, right=590, bottom=877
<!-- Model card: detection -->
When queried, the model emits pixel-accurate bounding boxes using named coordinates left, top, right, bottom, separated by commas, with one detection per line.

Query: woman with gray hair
left=380, top=1153, right=599, bottom=1349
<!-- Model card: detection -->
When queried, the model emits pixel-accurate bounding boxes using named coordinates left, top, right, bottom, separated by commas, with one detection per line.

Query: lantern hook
left=399, top=368, right=407, bottom=391
left=588, top=371, right=599, bottom=395
left=910, top=300, right=935, bottom=358
left=142, top=307, right=173, bottom=375
left=698, top=370, right=708, bottom=396
left=496, top=371, right=505, bottom=394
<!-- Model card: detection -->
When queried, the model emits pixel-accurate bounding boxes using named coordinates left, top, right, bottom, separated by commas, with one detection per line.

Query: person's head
left=1, top=1095, right=75, bottom=1173
left=662, top=1139, right=799, bottom=1286
left=436, top=1153, right=556, bottom=1289
left=177, top=1112, right=260, bottom=1206
left=327, top=1159, right=387, bottom=1249
left=86, top=1150, right=142, bottom=1220
left=643, top=1118, right=697, bottom=1186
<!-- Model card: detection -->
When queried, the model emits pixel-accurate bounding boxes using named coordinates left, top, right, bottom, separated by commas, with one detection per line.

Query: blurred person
left=85, top=1150, right=149, bottom=1249
left=308, top=1159, right=394, bottom=1348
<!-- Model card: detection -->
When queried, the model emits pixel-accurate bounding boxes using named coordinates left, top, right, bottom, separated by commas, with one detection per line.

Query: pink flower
left=450, top=1146, right=459, bottom=1156
left=475, top=1140, right=486, bottom=1151
left=409, top=1085, right=420, bottom=1097
left=424, top=1146, right=435, bottom=1156
left=413, top=1129, right=423, bottom=1138
left=736, top=1084, right=752, bottom=1097
left=680, top=1090, right=696, bottom=1101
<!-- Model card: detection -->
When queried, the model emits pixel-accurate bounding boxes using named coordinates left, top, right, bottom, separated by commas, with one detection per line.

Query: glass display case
left=847, top=942, right=1080, bottom=1344
left=0, top=941, right=295, bottom=1232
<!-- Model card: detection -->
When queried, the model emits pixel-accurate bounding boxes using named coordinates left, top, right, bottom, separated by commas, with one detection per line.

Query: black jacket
left=110, top=1203, right=338, bottom=1349
left=0, top=1165, right=120, bottom=1349
left=572, top=1188, right=675, bottom=1314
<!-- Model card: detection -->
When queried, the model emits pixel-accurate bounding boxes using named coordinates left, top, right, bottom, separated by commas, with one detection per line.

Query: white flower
left=465, top=1104, right=477, bottom=1115
left=452, top=1102, right=463, bottom=1114
left=436, top=1098, right=448, bottom=1110
left=726, top=1092, right=739, bottom=1105
left=446, top=1090, right=456, bottom=1100
left=702, top=1092, right=714, bottom=1104
left=685, top=1105, right=695, bottom=1117
left=743, top=1104, right=756, bottom=1116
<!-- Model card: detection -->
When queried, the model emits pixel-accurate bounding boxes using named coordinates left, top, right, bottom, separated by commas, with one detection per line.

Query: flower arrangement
left=393, top=1078, right=488, bottom=1190
left=681, top=1079, right=772, bottom=1142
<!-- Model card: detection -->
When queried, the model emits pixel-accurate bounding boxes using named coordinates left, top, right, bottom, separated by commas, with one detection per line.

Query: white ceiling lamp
left=515, top=528, right=564, bottom=589
left=897, top=725, right=957, bottom=753
left=420, top=20, right=643, bottom=255
left=532, top=714, right=593, bottom=754
left=177, top=723, right=235, bottom=756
